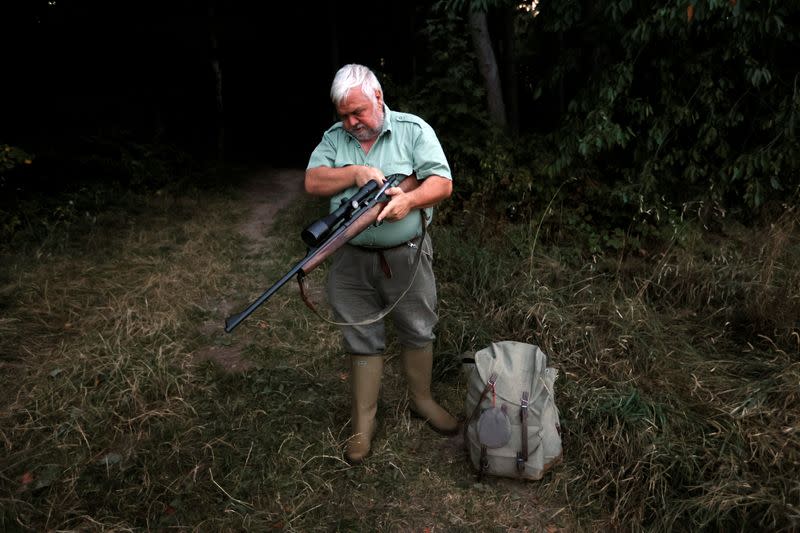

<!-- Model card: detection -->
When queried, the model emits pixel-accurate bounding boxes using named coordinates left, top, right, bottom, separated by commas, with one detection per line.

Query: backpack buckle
left=515, top=452, right=525, bottom=473
left=520, top=392, right=529, bottom=422
left=479, top=445, right=490, bottom=480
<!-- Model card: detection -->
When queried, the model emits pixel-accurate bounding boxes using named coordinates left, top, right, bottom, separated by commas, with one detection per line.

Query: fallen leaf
left=97, top=452, right=123, bottom=466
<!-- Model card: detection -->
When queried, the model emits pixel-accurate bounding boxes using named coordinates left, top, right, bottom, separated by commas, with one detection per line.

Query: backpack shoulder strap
left=517, top=391, right=529, bottom=474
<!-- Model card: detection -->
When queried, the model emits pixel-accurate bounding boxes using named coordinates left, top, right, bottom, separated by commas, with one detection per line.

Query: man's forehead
left=337, top=95, right=371, bottom=114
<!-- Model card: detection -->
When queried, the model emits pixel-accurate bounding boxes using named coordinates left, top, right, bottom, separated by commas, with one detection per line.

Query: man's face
left=336, top=88, right=384, bottom=142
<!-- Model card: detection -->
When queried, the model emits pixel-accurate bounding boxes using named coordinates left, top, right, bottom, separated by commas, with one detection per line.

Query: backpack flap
left=474, top=341, right=548, bottom=408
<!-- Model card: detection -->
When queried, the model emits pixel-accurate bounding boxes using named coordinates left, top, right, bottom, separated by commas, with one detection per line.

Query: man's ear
left=375, top=90, right=383, bottom=106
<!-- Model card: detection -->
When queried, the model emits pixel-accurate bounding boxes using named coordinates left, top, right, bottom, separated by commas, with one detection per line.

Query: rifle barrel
left=224, top=255, right=311, bottom=333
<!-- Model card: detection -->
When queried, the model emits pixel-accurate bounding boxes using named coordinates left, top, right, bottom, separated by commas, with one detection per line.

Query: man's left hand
left=377, top=187, right=413, bottom=222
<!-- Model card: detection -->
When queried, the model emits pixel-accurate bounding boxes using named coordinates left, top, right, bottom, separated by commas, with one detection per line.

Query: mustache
left=348, top=123, right=381, bottom=141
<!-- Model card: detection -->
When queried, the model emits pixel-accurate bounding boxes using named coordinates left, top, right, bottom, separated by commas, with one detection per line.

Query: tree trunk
left=468, top=10, right=507, bottom=130
left=208, top=0, right=224, bottom=162
left=501, top=7, right=519, bottom=136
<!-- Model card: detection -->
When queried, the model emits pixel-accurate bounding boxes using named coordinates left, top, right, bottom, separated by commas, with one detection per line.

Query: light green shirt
left=306, top=105, right=451, bottom=247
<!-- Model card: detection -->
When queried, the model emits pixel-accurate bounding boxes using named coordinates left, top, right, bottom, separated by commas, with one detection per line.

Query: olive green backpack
left=463, top=341, right=562, bottom=480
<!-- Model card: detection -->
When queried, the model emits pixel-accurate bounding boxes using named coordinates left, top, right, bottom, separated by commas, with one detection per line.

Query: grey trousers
left=326, top=233, right=438, bottom=354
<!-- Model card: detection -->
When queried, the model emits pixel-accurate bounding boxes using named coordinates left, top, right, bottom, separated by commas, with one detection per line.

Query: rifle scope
left=301, top=180, right=379, bottom=247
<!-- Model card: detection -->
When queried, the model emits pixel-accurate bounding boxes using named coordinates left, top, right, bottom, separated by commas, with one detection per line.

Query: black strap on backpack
left=517, top=391, right=529, bottom=475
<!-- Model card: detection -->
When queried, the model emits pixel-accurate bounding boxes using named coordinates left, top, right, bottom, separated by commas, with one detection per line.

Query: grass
left=435, top=207, right=800, bottom=530
left=1, top=174, right=798, bottom=532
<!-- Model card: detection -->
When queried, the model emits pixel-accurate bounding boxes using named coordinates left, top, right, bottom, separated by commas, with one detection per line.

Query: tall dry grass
left=1, top=180, right=797, bottom=531
left=434, top=206, right=799, bottom=531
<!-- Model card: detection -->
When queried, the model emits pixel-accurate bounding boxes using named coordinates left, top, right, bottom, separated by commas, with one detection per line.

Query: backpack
left=463, top=341, right=562, bottom=480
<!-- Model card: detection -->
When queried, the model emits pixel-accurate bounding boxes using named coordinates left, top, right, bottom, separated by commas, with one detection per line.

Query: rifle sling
left=297, top=210, right=427, bottom=327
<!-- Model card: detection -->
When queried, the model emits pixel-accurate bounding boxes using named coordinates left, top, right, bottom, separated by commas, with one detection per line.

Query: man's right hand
left=353, top=166, right=385, bottom=188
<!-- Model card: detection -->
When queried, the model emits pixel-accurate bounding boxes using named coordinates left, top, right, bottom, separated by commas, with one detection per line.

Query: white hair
left=330, top=64, right=382, bottom=106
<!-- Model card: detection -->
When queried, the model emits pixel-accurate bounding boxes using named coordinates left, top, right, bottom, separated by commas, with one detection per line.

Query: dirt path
left=194, top=166, right=306, bottom=372
left=238, top=167, right=306, bottom=250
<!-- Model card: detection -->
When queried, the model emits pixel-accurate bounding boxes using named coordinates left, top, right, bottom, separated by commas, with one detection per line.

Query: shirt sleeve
left=306, top=132, right=337, bottom=170
left=412, top=121, right=452, bottom=181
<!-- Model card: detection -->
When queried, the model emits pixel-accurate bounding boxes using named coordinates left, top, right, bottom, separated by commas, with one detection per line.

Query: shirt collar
left=381, top=104, right=393, bottom=135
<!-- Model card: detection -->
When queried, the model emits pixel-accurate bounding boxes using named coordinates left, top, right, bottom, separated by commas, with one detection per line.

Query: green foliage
left=529, top=0, right=799, bottom=215
left=0, top=136, right=204, bottom=245
left=0, top=143, right=33, bottom=174
left=68, top=135, right=199, bottom=191
left=393, top=6, right=648, bottom=255
left=392, top=9, right=521, bottom=215
left=0, top=144, right=34, bottom=237
left=394, top=11, right=488, bottom=142
left=423, top=0, right=798, bottom=243
left=433, top=0, right=512, bottom=13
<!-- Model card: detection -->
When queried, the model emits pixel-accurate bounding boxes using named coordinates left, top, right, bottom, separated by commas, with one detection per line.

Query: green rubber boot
left=346, top=354, right=383, bottom=464
left=401, top=344, right=459, bottom=435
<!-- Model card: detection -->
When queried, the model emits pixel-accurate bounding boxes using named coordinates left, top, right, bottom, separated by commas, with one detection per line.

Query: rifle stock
left=224, top=174, right=418, bottom=333
left=300, top=197, right=383, bottom=273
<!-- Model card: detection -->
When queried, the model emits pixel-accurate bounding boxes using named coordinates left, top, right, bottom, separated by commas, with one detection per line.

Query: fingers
left=355, top=166, right=385, bottom=188
left=377, top=192, right=410, bottom=222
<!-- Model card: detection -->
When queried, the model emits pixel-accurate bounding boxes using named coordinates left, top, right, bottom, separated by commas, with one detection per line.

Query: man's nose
left=346, top=116, right=360, bottom=128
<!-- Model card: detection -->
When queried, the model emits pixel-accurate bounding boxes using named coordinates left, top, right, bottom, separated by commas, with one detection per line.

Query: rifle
left=224, top=173, right=416, bottom=333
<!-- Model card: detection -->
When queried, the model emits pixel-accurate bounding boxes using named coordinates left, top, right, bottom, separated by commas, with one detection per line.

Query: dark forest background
left=2, top=1, right=410, bottom=166
left=1, top=0, right=799, bottom=241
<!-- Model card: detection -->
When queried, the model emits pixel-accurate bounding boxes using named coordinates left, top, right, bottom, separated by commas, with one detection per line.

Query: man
left=305, top=64, right=458, bottom=464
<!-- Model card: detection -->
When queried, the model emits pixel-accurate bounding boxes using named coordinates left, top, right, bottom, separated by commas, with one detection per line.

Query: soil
left=238, top=168, right=306, bottom=250
left=192, top=167, right=306, bottom=373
